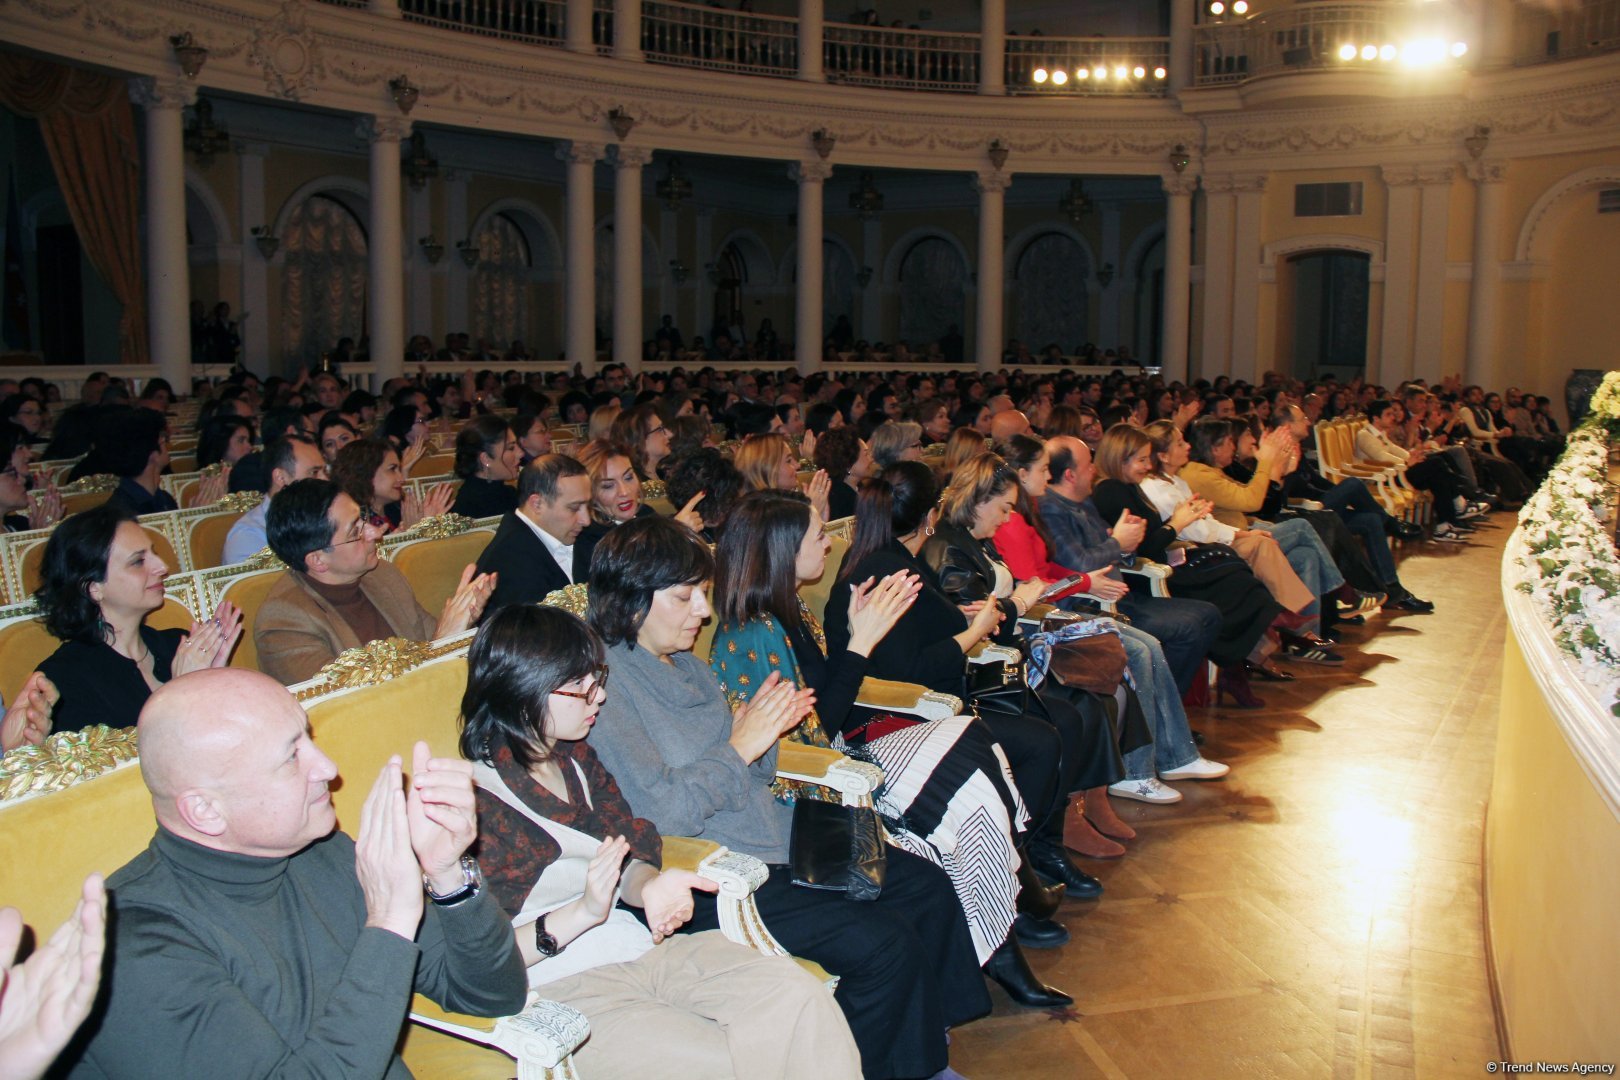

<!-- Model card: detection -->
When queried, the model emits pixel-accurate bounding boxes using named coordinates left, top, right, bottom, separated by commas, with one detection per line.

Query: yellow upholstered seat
left=411, top=451, right=456, bottom=478
left=212, top=566, right=288, bottom=671
left=382, top=525, right=499, bottom=615
left=0, top=594, right=197, bottom=706
left=12, top=525, right=180, bottom=600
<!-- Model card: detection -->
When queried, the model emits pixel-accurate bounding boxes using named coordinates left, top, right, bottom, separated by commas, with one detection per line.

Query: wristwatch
left=423, top=855, right=482, bottom=907
left=534, top=913, right=564, bottom=958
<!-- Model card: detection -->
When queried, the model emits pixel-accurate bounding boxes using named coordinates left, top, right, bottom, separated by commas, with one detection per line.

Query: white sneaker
left=1108, top=777, right=1184, bottom=804
left=1457, top=503, right=1486, bottom=521
left=1160, top=757, right=1231, bottom=781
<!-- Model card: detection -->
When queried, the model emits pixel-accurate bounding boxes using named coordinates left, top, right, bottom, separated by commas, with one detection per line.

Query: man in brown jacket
left=254, top=478, right=494, bottom=684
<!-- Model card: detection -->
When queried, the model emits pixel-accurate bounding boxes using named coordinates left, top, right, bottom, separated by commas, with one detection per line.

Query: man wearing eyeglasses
left=254, top=479, right=495, bottom=685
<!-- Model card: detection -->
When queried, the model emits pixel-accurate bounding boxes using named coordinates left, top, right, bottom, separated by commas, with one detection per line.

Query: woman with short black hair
left=585, top=516, right=990, bottom=1080
left=32, top=503, right=240, bottom=733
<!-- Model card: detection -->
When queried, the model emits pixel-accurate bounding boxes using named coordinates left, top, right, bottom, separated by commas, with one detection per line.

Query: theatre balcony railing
left=1005, top=36, right=1172, bottom=96
left=642, top=1, right=800, bottom=78
left=398, top=0, right=568, bottom=46
left=1518, top=0, right=1620, bottom=64
left=1191, top=3, right=1416, bottom=86
left=822, top=24, right=980, bottom=92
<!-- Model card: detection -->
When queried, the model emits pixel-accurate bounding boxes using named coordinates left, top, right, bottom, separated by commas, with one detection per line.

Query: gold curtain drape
left=280, top=195, right=368, bottom=368
left=0, top=51, right=148, bottom=366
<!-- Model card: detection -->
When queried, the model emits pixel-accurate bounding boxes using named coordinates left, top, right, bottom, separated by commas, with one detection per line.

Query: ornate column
left=613, top=146, right=653, bottom=372
left=236, top=142, right=270, bottom=374
left=798, top=0, right=825, bottom=82
left=559, top=142, right=604, bottom=373
left=792, top=160, right=832, bottom=375
left=132, top=77, right=194, bottom=390
left=614, top=0, right=643, bottom=60
left=1412, top=165, right=1455, bottom=380
left=1198, top=175, right=1236, bottom=378
left=1229, top=174, right=1267, bottom=383
left=1161, top=172, right=1195, bottom=381
left=1479, top=0, right=1516, bottom=70
left=360, top=115, right=409, bottom=383
left=979, top=0, right=1005, bottom=95
left=566, top=0, right=594, bottom=53
left=1168, top=0, right=1195, bottom=93
left=973, top=169, right=1010, bottom=372
left=1378, top=166, right=1421, bottom=386
left=1097, top=202, right=1122, bottom=349
left=1467, top=160, right=1509, bottom=390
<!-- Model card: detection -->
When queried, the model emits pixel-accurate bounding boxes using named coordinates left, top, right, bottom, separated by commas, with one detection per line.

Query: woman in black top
left=33, top=503, right=241, bottom=734
left=450, top=415, right=520, bottom=520
left=825, top=462, right=1107, bottom=903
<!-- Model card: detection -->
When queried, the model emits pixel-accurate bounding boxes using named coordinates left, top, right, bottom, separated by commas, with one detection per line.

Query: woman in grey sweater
left=586, top=517, right=989, bottom=1080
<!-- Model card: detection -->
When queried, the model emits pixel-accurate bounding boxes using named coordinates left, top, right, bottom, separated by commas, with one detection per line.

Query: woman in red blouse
left=459, top=604, right=860, bottom=1078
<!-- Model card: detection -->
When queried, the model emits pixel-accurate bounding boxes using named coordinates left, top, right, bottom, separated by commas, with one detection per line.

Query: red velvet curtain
left=0, top=51, right=148, bottom=365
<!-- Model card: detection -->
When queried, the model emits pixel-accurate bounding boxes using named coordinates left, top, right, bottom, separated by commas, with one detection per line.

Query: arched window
left=280, top=195, right=367, bottom=369
left=898, top=237, right=966, bottom=347
left=1014, top=231, right=1088, bottom=351
left=472, top=212, right=531, bottom=348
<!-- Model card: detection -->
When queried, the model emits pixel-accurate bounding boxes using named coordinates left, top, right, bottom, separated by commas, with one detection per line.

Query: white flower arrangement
left=1510, top=381, right=1620, bottom=716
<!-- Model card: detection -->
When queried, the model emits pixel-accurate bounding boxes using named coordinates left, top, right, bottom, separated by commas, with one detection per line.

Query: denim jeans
left=1116, top=622, right=1201, bottom=780
left=1253, top=517, right=1345, bottom=612
left=1114, top=593, right=1222, bottom=694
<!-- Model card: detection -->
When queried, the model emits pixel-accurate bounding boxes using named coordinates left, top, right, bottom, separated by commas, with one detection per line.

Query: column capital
left=557, top=141, right=607, bottom=165
left=613, top=145, right=655, bottom=169
left=1465, top=160, right=1509, bottom=184
left=129, top=76, right=195, bottom=111
left=790, top=160, right=834, bottom=185
left=1203, top=172, right=1265, bottom=195
left=1161, top=173, right=1199, bottom=197
left=973, top=170, right=1013, bottom=195
left=1415, top=164, right=1456, bottom=186
left=356, top=115, right=412, bottom=144
left=1383, top=163, right=1454, bottom=187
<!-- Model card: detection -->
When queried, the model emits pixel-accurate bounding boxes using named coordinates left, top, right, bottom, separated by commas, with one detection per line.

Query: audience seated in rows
left=221, top=434, right=328, bottom=564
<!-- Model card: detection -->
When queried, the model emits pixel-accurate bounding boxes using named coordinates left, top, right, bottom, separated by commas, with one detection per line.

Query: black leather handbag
left=965, top=656, right=1030, bottom=718
left=789, top=797, right=886, bottom=901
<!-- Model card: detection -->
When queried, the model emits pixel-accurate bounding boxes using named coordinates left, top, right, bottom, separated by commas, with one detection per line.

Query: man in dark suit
left=475, top=453, right=598, bottom=616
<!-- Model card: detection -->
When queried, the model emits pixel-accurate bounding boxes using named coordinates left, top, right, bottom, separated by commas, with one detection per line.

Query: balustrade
left=1192, top=3, right=1461, bottom=85
left=398, top=0, right=567, bottom=44
left=1520, top=0, right=1620, bottom=63
left=1006, top=36, right=1171, bottom=95
left=821, top=24, right=980, bottom=92
left=642, top=0, right=799, bottom=77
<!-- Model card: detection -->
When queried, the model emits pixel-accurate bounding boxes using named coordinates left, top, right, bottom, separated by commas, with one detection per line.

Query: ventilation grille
left=1295, top=182, right=1363, bottom=217
left=1599, top=188, right=1620, bottom=214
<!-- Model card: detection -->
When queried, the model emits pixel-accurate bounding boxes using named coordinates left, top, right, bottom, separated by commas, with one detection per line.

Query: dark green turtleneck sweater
left=69, top=828, right=527, bottom=1079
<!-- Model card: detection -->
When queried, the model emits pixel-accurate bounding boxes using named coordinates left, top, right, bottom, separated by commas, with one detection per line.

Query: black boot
left=1016, top=853, right=1065, bottom=920
left=984, top=936, right=1074, bottom=1008
left=1026, top=840, right=1103, bottom=898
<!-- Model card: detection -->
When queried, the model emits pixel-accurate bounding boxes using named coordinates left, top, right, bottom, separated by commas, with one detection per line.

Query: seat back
left=214, top=566, right=289, bottom=671
left=59, top=487, right=116, bottom=517
left=183, top=505, right=256, bottom=571
left=385, top=530, right=499, bottom=614
left=410, top=452, right=456, bottom=478
left=12, top=525, right=180, bottom=600
left=801, top=533, right=851, bottom=629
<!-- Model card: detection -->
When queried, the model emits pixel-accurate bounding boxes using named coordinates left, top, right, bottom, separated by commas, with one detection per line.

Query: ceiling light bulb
left=1154, top=65, right=1167, bottom=78
left=1232, top=0, right=1249, bottom=13
left=1210, top=1, right=1225, bottom=14
left=1051, top=69, right=1068, bottom=85
left=1094, top=66, right=1108, bottom=80
left=1361, top=44, right=1378, bottom=60
left=1133, top=65, right=1146, bottom=78
left=1380, top=43, right=1396, bottom=60
left=1114, top=65, right=1128, bottom=79
left=1076, top=67, right=1090, bottom=79
left=1339, top=43, right=1358, bottom=60
left=1033, top=67, right=1049, bottom=83
left=1452, top=41, right=1468, bottom=56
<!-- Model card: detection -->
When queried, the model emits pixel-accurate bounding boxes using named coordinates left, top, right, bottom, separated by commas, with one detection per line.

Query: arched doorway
left=1134, top=234, right=1165, bottom=364
left=1014, top=231, right=1088, bottom=351
left=279, top=194, right=368, bottom=371
left=898, top=236, right=967, bottom=348
left=1287, top=251, right=1370, bottom=379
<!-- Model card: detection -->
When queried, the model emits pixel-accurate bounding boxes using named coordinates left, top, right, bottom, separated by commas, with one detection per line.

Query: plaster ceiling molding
left=96, top=3, right=174, bottom=45
left=248, top=0, right=325, bottom=101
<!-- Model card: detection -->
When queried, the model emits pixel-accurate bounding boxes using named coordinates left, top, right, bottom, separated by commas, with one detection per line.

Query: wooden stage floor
left=950, top=516, right=1510, bottom=1079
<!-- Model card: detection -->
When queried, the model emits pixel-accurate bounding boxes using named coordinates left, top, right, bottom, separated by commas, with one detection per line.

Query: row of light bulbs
left=1031, top=64, right=1169, bottom=85
left=1337, top=38, right=1470, bottom=64
left=1207, top=1, right=1249, bottom=15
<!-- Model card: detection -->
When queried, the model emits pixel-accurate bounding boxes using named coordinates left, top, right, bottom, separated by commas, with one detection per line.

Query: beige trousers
left=1230, top=531, right=1315, bottom=613
left=538, top=930, right=861, bottom=1080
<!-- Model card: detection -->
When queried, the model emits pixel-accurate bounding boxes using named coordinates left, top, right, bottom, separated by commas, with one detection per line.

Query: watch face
left=534, top=918, right=561, bottom=958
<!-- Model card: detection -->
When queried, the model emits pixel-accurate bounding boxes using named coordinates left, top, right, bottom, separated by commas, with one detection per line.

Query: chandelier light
left=183, top=97, right=231, bottom=167
left=656, top=157, right=694, bottom=210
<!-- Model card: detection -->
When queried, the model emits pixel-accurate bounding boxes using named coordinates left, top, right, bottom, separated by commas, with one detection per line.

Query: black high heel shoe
left=985, top=936, right=1074, bottom=1008
left=1245, top=659, right=1295, bottom=682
